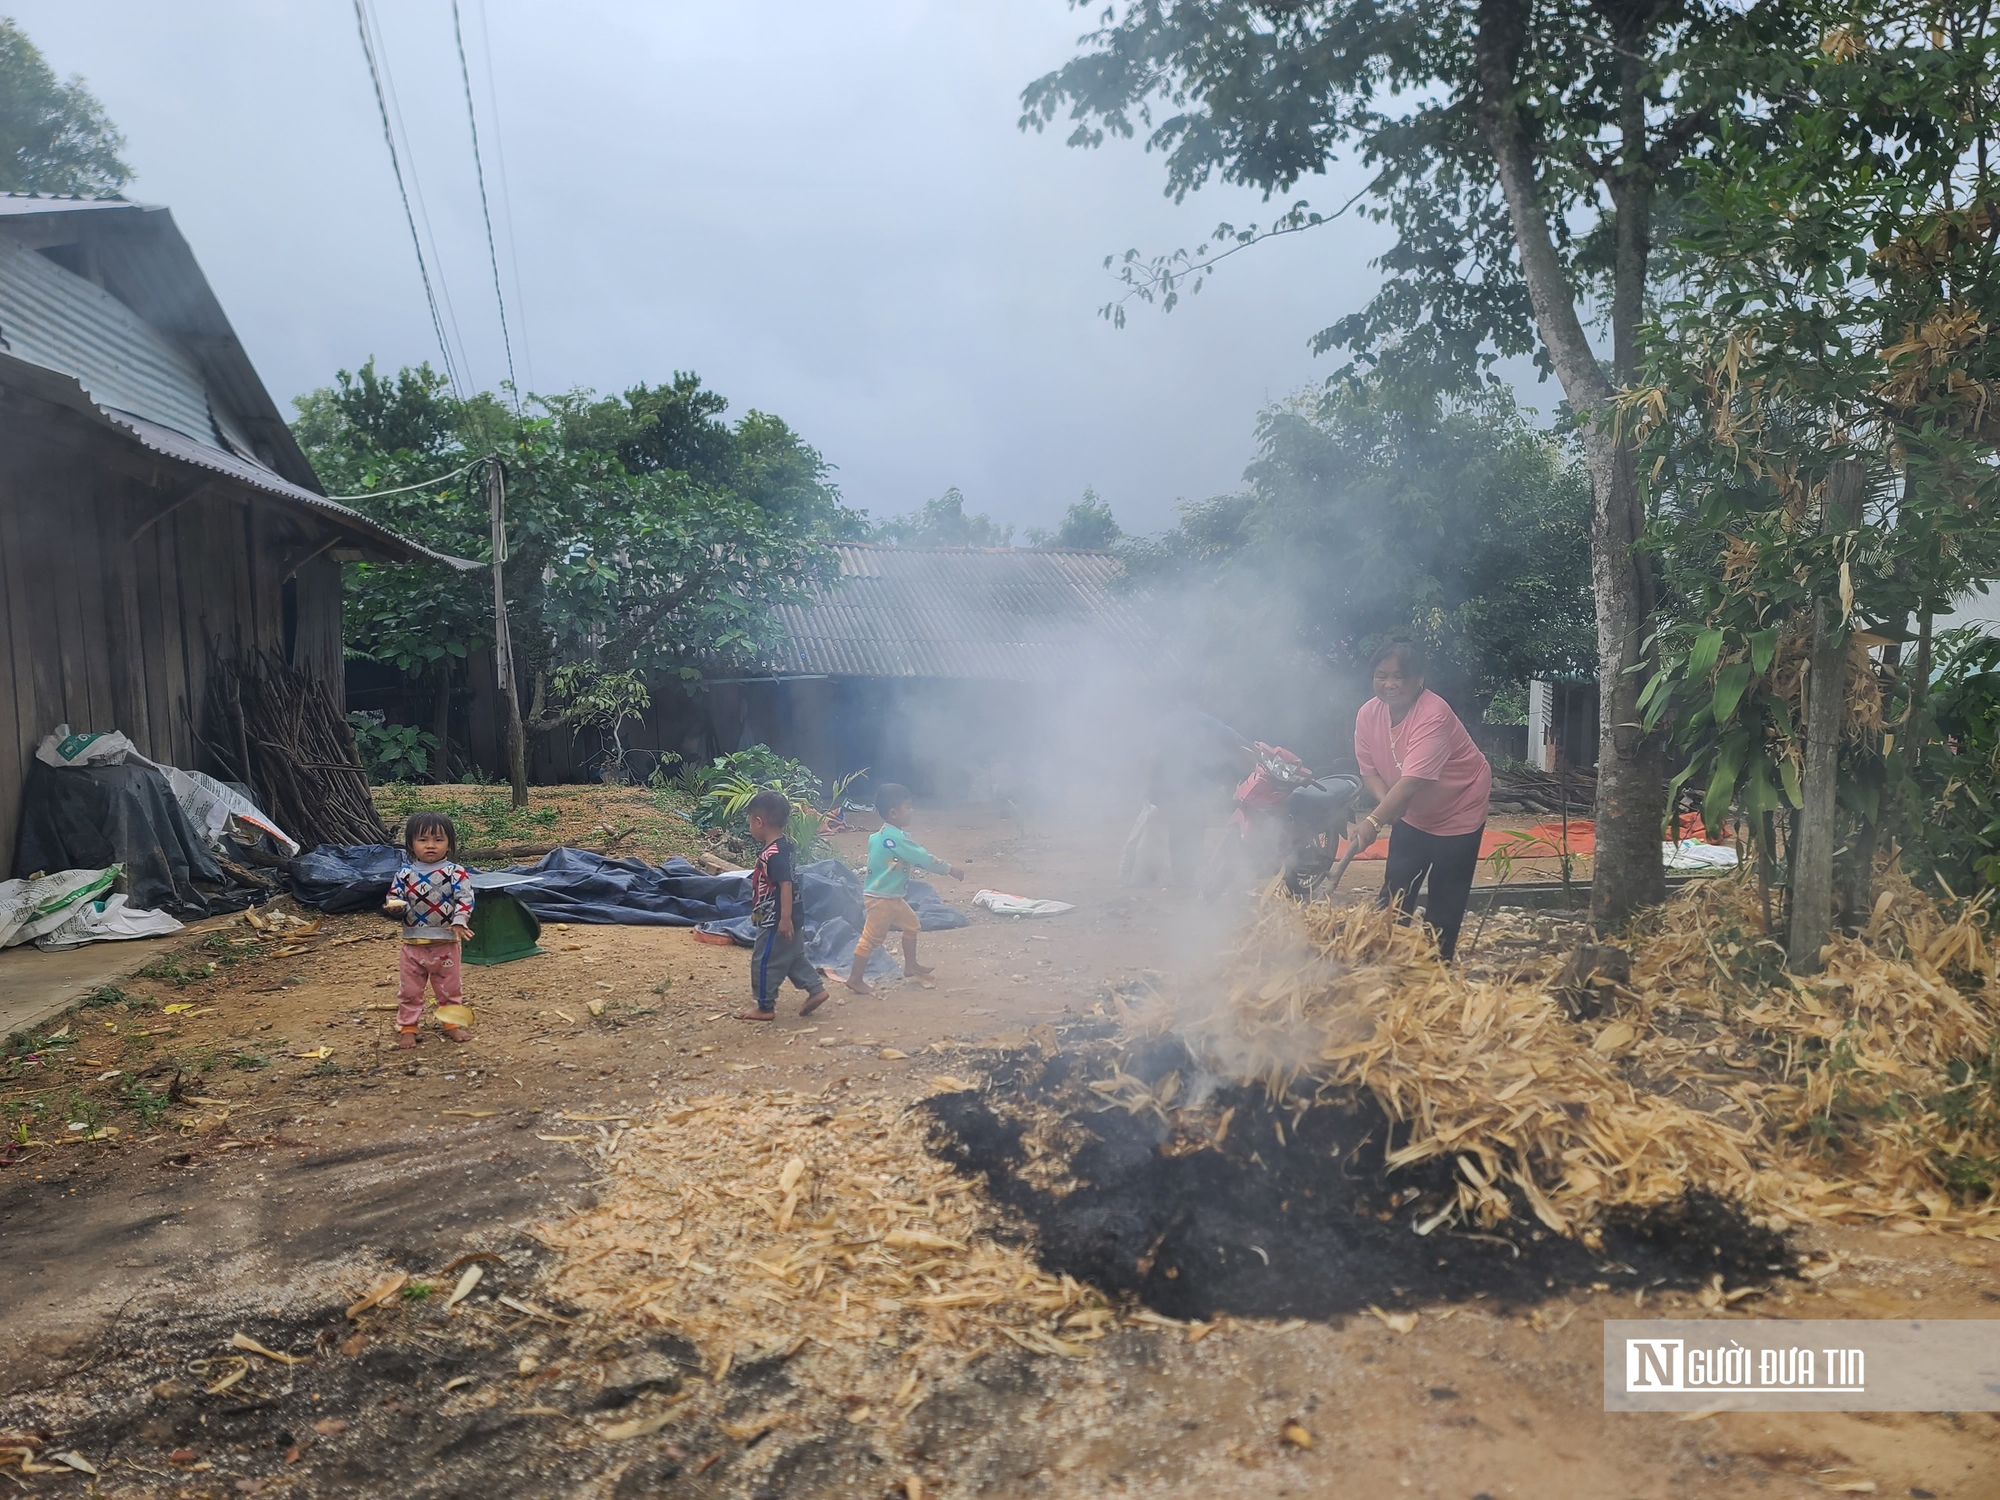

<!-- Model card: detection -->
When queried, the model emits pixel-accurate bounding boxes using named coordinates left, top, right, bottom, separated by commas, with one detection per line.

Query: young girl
left=382, top=811, right=475, bottom=1046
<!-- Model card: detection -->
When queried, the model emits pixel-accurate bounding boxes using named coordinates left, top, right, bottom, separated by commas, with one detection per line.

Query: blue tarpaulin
left=287, top=845, right=969, bottom=982
left=495, top=847, right=752, bottom=926
left=287, top=843, right=403, bottom=914
left=289, top=844, right=751, bottom=926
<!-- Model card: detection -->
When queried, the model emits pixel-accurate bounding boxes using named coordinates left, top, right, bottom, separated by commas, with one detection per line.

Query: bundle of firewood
left=1489, top=762, right=1597, bottom=816
left=198, top=650, right=388, bottom=850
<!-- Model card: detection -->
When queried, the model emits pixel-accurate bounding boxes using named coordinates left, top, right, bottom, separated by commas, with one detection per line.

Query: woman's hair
left=402, top=810, right=459, bottom=858
left=1369, top=638, right=1426, bottom=680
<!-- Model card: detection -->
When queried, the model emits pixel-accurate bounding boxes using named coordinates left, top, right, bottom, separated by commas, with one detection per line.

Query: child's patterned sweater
left=390, top=861, right=474, bottom=941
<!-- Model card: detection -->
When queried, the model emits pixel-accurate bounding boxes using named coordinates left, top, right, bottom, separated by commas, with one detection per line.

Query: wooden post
left=1789, top=462, right=1866, bottom=973
left=487, top=456, right=528, bottom=809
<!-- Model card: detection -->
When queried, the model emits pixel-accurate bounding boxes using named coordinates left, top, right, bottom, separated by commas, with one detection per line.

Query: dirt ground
left=2, top=793, right=1996, bottom=1498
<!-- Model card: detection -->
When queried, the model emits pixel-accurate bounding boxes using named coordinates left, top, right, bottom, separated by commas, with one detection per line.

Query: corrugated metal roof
left=0, top=235, right=217, bottom=443
left=0, top=196, right=316, bottom=483
left=0, top=196, right=131, bottom=218
left=765, top=543, right=1154, bottom=682
left=0, top=194, right=472, bottom=570
left=106, top=411, right=478, bottom=570
left=0, top=195, right=319, bottom=488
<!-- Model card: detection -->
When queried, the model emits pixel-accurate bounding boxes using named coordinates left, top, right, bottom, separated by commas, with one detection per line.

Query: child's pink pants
left=397, top=941, right=464, bottom=1027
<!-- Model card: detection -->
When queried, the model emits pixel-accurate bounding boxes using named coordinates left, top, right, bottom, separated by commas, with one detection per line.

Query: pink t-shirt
left=1354, top=689, right=1492, bottom=837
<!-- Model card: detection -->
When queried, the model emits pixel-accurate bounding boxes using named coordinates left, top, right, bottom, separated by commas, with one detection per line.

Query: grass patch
left=308, top=1058, right=347, bottom=1078
left=140, top=934, right=265, bottom=988
left=200, top=932, right=266, bottom=963
left=122, top=1078, right=172, bottom=1128
left=372, top=781, right=710, bottom=866
left=377, top=786, right=560, bottom=845
left=229, top=1051, right=270, bottom=1071
left=81, top=985, right=158, bottom=1012
left=137, top=955, right=217, bottom=988
left=6, top=1027, right=77, bottom=1064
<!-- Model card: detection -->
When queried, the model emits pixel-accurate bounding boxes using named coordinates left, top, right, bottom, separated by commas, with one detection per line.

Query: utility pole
left=487, top=455, right=527, bottom=808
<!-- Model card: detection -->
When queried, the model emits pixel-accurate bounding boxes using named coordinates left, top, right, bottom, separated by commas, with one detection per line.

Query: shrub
left=349, top=711, right=440, bottom=784
left=661, top=746, right=860, bottom=858
left=1903, top=629, right=2000, bottom=895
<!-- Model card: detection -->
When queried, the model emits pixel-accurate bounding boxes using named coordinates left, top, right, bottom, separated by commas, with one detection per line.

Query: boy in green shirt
left=845, top=783, right=964, bottom=995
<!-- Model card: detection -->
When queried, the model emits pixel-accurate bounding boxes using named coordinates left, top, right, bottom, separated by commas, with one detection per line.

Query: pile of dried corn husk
left=531, top=1088, right=1133, bottom=1422
left=1628, top=871, right=1998, bottom=1226
left=1108, top=871, right=2000, bottom=1240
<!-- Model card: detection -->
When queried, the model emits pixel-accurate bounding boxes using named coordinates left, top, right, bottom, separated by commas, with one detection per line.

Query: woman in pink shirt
left=1347, top=640, right=1492, bottom=960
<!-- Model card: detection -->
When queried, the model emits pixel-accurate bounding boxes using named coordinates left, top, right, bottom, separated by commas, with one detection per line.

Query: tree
left=1028, top=488, right=1123, bottom=548
left=1632, top=1, right=2000, bottom=965
left=571, top=374, right=856, bottom=538
left=1127, top=384, right=1594, bottom=708
left=1023, top=0, right=1787, bottom=922
left=0, top=20, right=128, bottom=196
left=872, top=487, right=1014, bottom=547
left=731, top=409, right=867, bottom=538
left=294, top=361, right=854, bottom=781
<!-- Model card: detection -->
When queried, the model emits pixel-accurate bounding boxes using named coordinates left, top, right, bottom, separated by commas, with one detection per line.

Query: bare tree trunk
left=1789, top=462, right=1866, bottom=973
left=507, top=695, right=527, bottom=805
left=1879, top=609, right=1934, bottom=868
left=1839, top=639, right=1895, bottom=927
left=1477, top=0, right=1664, bottom=926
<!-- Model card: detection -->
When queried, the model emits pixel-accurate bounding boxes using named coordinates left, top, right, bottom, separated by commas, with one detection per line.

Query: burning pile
left=519, top=872, right=1995, bottom=1452
left=1108, top=871, right=2000, bottom=1240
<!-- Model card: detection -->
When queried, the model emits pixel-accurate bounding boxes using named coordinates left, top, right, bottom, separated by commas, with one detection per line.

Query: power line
left=475, top=0, right=534, bottom=393
left=362, top=0, right=475, bottom=396
left=325, top=455, right=486, bottom=502
left=452, top=0, right=519, bottom=411
left=350, top=0, right=461, bottom=397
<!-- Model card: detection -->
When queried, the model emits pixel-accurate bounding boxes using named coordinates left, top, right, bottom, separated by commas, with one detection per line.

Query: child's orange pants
left=851, top=896, right=921, bottom=966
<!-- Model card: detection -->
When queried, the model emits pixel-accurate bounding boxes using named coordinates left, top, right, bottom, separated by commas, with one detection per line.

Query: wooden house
left=0, top=194, right=449, bottom=872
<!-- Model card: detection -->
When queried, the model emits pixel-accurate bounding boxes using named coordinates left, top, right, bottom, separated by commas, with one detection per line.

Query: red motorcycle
left=1201, top=744, right=1362, bottom=897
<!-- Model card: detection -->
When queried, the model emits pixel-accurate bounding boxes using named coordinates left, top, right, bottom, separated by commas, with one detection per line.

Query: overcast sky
left=12, top=2, right=1420, bottom=535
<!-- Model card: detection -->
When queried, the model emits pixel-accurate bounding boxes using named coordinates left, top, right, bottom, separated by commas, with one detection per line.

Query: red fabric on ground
left=1338, top=812, right=1717, bottom=861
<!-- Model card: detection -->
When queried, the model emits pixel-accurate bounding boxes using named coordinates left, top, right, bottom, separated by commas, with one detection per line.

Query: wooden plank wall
left=457, top=654, right=716, bottom=783
left=0, top=398, right=342, bottom=876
